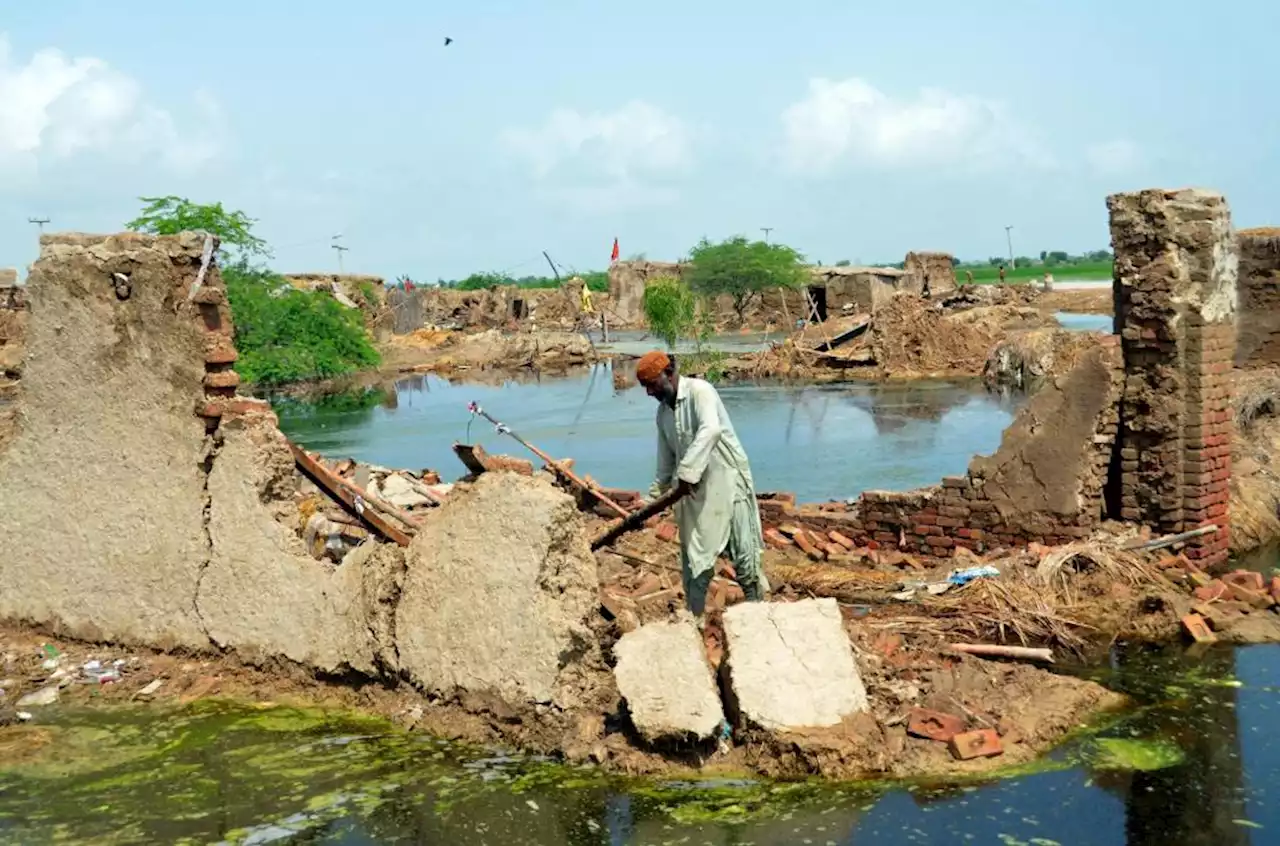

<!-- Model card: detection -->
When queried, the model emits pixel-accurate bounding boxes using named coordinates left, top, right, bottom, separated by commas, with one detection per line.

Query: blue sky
left=2, top=1, right=1277, bottom=282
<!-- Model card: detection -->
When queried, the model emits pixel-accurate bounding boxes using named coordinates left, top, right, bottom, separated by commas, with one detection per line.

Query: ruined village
left=2, top=183, right=1280, bottom=838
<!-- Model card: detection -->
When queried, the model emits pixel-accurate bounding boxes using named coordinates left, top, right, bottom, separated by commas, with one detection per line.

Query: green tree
left=126, top=195, right=271, bottom=263
left=125, top=197, right=379, bottom=388
left=684, top=236, right=809, bottom=323
left=642, top=275, right=698, bottom=350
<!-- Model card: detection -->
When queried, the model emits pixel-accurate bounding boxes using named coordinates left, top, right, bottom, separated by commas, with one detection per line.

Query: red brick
left=926, top=536, right=955, bottom=549
left=199, top=397, right=272, bottom=419
left=828, top=530, right=856, bottom=550
left=1181, top=613, right=1216, bottom=643
left=793, top=532, right=824, bottom=561
left=655, top=521, right=678, bottom=543
left=935, top=516, right=962, bottom=529
left=915, top=513, right=938, bottom=526
left=203, top=370, right=241, bottom=389
left=763, top=528, right=793, bottom=550
left=1225, top=582, right=1274, bottom=610
left=1223, top=571, right=1264, bottom=592
left=915, top=525, right=943, bottom=537
left=1192, top=581, right=1228, bottom=602
left=907, top=708, right=966, bottom=743
left=1272, top=575, right=1280, bottom=604
left=777, top=524, right=801, bottom=538
left=204, top=338, right=239, bottom=365
left=948, top=729, right=1003, bottom=760
left=872, top=632, right=902, bottom=659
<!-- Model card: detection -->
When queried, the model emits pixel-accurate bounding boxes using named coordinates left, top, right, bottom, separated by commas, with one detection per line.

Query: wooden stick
left=947, top=643, right=1054, bottom=664
left=289, top=444, right=415, bottom=547
left=591, top=486, right=688, bottom=550
left=1122, top=524, right=1218, bottom=552
left=470, top=405, right=629, bottom=519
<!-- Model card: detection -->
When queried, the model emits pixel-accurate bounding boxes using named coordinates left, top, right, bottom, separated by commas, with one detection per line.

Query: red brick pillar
left=1108, top=188, right=1236, bottom=568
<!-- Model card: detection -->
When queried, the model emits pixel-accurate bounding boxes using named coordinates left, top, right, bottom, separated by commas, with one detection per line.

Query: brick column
left=1108, top=188, right=1237, bottom=568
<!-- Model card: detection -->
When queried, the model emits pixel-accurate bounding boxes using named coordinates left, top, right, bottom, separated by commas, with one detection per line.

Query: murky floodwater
left=2, top=641, right=1277, bottom=844
left=1054, top=312, right=1113, bottom=333
left=275, top=373, right=1020, bottom=501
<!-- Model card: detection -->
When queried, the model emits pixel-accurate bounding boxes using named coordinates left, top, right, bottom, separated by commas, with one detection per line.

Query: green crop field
left=957, top=260, right=1112, bottom=285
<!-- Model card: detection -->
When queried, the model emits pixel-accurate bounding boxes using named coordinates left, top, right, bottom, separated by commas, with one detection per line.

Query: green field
left=956, top=260, right=1113, bottom=285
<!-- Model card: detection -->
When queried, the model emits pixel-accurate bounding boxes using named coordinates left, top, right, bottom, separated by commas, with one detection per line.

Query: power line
left=331, top=234, right=349, bottom=273
left=27, top=217, right=49, bottom=234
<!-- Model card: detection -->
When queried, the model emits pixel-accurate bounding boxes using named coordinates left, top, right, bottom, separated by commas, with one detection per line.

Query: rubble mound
left=868, top=294, right=996, bottom=376
left=983, top=328, right=1107, bottom=393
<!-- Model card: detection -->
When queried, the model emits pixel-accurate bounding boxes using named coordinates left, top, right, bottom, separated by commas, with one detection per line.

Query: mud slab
left=614, top=619, right=725, bottom=742
left=722, top=598, right=869, bottom=731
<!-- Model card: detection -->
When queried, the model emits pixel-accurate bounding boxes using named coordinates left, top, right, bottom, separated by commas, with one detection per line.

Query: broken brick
left=948, top=729, right=1003, bottom=760
left=1192, top=580, right=1228, bottom=602
left=1181, top=613, right=1216, bottom=643
left=203, top=370, right=241, bottom=390
left=871, top=632, right=902, bottom=659
left=778, top=524, right=801, bottom=538
left=1272, top=575, right=1280, bottom=604
left=907, top=708, right=965, bottom=742
left=1225, top=582, right=1274, bottom=610
left=655, top=522, right=678, bottom=543
left=204, top=338, right=239, bottom=365
left=828, top=530, right=857, bottom=550
left=763, top=528, right=793, bottom=550
left=1223, top=570, right=1265, bottom=592
left=792, top=532, right=824, bottom=561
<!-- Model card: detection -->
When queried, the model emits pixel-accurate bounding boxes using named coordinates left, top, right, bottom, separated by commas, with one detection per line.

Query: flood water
left=275, top=372, right=1021, bottom=501
left=2, top=641, right=1277, bottom=844
left=1055, top=312, right=1114, bottom=333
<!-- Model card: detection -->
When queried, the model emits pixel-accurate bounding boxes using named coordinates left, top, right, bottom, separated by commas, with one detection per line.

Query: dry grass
left=1233, top=368, right=1280, bottom=430
left=765, top=562, right=902, bottom=601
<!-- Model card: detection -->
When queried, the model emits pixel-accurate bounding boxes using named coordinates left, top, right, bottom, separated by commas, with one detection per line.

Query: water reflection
left=275, top=368, right=1021, bottom=501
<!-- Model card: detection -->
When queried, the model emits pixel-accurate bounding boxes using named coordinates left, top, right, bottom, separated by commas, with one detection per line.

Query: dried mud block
left=613, top=619, right=725, bottom=742
left=722, top=598, right=869, bottom=731
left=394, top=473, right=602, bottom=711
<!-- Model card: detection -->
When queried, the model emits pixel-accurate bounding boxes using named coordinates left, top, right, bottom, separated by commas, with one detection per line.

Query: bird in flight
left=444, top=37, right=453, bottom=46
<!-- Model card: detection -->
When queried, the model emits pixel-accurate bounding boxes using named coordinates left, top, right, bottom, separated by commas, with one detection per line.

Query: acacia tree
left=127, top=195, right=272, bottom=263
left=684, top=236, right=809, bottom=323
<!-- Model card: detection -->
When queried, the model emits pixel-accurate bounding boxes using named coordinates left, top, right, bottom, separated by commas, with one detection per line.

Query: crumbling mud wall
left=1235, top=228, right=1280, bottom=368
left=0, top=270, right=26, bottom=453
left=286, top=272, right=392, bottom=342
left=1109, top=189, right=1237, bottom=567
left=758, top=340, right=1123, bottom=554
left=608, top=260, right=685, bottom=325
left=904, top=251, right=957, bottom=298
left=386, top=285, right=612, bottom=334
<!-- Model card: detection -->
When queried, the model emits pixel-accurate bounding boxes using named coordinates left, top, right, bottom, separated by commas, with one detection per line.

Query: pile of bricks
left=1182, top=565, right=1280, bottom=641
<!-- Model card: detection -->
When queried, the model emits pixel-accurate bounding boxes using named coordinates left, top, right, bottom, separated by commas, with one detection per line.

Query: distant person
left=1042, top=271, right=1054, bottom=292
left=635, top=350, right=769, bottom=618
left=579, top=282, right=593, bottom=314
left=998, top=265, right=1007, bottom=283
left=964, top=269, right=974, bottom=285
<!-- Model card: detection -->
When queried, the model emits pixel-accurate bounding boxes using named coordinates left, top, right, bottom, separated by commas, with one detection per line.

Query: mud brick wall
left=1235, top=228, right=1280, bottom=367
left=1109, top=189, right=1237, bottom=567
left=758, top=340, right=1123, bottom=557
left=0, top=271, right=26, bottom=381
left=904, top=252, right=957, bottom=297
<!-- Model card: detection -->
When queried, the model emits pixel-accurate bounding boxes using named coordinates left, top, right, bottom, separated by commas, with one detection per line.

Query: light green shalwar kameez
left=648, top=376, right=769, bottom=615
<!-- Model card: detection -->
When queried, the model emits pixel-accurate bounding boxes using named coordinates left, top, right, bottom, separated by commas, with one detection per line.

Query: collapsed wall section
left=1109, top=188, right=1236, bottom=567
left=0, top=270, right=26, bottom=453
left=904, top=251, right=957, bottom=297
left=1235, top=228, right=1280, bottom=368
left=758, top=340, right=1122, bottom=554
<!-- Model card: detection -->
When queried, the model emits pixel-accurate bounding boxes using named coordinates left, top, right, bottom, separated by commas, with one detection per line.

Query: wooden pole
left=947, top=643, right=1054, bottom=663
left=469, top=405, right=630, bottom=519
left=591, top=486, right=688, bottom=550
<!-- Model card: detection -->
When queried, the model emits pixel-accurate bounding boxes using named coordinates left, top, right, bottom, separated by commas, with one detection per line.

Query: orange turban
left=635, top=350, right=671, bottom=384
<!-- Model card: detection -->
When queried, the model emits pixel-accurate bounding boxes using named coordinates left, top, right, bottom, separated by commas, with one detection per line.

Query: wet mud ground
left=1, top=631, right=1277, bottom=845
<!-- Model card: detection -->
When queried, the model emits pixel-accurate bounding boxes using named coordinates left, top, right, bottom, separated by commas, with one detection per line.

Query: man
left=635, top=350, right=769, bottom=616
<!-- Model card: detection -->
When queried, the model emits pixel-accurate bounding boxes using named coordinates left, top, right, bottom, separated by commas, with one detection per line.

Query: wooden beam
left=591, top=486, right=688, bottom=550
left=289, top=443, right=415, bottom=547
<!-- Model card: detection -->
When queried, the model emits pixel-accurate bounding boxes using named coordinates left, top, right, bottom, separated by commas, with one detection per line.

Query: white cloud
left=500, top=101, right=692, bottom=208
left=1086, top=139, right=1142, bottom=175
left=780, top=77, right=1052, bottom=174
left=0, top=35, right=223, bottom=175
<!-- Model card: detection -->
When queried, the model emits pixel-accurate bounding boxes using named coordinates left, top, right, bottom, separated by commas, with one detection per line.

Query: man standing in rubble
left=636, top=350, right=769, bottom=617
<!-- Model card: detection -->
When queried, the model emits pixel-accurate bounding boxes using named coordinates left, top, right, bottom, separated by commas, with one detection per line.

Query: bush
left=223, top=263, right=381, bottom=388
left=642, top=275, right=698, bottom=350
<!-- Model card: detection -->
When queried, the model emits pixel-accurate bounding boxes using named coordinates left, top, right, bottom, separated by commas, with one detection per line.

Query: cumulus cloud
left=0, top=35, right=223, bottom=175
left=1086, top=138, right=1142, bottom=175
left=780, top=77, right=1052, bottom=174
left=500, top=100, right=692, bottom=208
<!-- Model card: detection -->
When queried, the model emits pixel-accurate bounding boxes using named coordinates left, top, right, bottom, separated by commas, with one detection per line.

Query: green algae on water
left=1084, top=737, right=1186, bottom=772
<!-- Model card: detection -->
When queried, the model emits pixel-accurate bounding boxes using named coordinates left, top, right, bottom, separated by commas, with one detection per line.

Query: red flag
left=610, top=237, right=620, bottom=263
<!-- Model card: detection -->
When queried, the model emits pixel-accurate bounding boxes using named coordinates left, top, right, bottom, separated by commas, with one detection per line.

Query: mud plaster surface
left=972, top=344, right=1117, bottom=517
left=200, top=418, right=386, bottom=673
left=394, top=473, right=606, bottom=711
left=613, top=619, right=724, bottom=742
left=0, top=234, right=211, bottom=648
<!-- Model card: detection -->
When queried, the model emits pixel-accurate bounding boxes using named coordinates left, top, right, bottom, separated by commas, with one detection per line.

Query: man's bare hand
left=674, top=479, right=699, bottom=498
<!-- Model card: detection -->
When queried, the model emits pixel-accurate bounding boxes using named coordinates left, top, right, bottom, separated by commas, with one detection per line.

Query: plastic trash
left=947, top=565, right=1000, bottom=586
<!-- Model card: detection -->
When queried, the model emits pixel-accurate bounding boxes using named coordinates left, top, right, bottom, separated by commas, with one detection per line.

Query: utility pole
left=331, top=234, right=348, bottom=274
left=1004, top=225, right=1015, bottom=270
left=760, top=227, right=773, bottom=243
left=28, top=217, right=50, bottom=235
